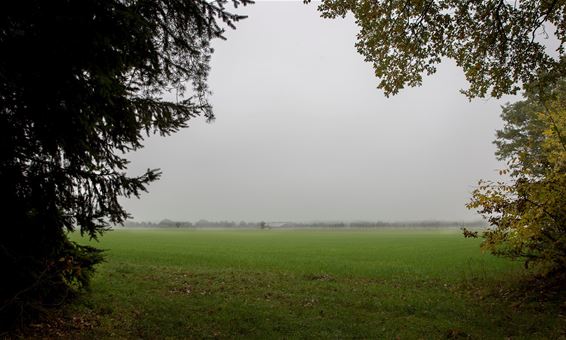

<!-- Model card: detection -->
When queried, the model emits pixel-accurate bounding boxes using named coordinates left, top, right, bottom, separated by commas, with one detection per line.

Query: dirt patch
left=304, top=273, right=335, bottom=282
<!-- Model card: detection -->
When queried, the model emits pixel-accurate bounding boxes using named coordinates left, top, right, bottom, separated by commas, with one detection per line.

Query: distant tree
left=307, top=0, right=565, bottom=98
left=0, top=0, right=251, bottom=329
left=195, top=219, right=210, bottom=228
left=259, top=221, right=268, bottom=229
left=468, top=79, right=566, bottom=279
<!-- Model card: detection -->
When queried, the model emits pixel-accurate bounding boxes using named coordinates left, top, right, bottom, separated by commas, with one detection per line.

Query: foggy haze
left=121, top=1, right=518, bottom=223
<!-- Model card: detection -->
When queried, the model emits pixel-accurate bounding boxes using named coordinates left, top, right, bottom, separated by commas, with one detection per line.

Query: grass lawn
left=29, top=229, right=565, bottom=338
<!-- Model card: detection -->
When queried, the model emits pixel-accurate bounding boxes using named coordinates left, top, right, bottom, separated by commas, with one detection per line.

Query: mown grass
left=31, top=229, right=565, bottom=338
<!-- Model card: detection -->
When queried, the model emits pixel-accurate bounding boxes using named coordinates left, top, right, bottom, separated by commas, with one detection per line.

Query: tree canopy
left=308, top=0, right=565, bottom=98
left=0, top=0, right=250, bottom=329
left=468, top=79, right=566, bottom=279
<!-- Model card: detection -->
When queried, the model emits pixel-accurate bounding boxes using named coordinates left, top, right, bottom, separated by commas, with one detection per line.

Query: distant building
left=266, top=222, right=291, bottom=228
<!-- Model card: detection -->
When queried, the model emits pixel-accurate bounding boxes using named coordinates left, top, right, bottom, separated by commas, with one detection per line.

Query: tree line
left=122, top=219, right=486, bottom=229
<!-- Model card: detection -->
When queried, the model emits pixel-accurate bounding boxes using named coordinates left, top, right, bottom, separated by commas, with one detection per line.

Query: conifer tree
left=0, top=0, right=251, bottom=328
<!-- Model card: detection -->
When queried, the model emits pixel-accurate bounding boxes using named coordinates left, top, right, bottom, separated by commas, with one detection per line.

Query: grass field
left=34, top=229, right=565, bottom=338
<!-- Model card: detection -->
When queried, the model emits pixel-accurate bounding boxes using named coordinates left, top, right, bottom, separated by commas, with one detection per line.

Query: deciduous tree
left=468, top=80, right=566, bottom=279
left=308, top=0, right=565, bottom=98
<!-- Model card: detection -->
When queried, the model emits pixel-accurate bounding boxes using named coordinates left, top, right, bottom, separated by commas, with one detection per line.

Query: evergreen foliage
left=0, top=0, right=251, bottom=329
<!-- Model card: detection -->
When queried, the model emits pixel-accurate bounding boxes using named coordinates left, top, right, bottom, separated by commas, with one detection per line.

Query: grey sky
left=121, top=1, right=518, bottom=223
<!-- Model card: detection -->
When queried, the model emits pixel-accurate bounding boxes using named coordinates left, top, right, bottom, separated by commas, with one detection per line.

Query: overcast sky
left=121, top=1, right=519, bottom=223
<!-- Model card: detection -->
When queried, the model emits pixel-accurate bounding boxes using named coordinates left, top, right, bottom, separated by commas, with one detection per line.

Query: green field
left=38, top=229, right=564, bottom=338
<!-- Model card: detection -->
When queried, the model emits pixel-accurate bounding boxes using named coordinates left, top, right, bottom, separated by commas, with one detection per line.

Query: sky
left=121, top=1, right=520, bottom=223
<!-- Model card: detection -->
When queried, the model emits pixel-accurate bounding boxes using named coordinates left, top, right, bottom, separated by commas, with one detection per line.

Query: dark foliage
left=0, top=0, right=251, bottom=330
